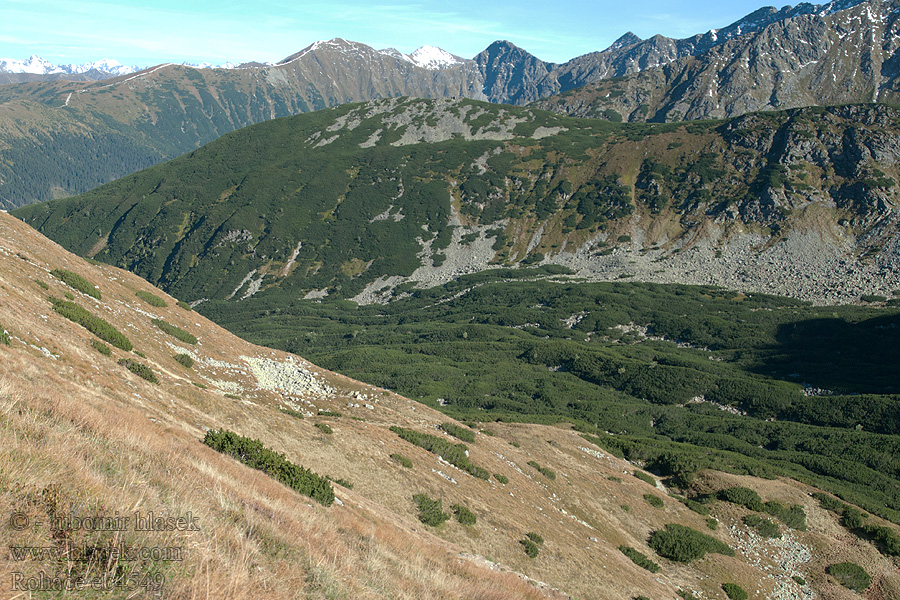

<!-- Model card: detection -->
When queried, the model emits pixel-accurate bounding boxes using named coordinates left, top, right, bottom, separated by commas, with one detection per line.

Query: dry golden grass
left=1, top=211, right=899, bottom=600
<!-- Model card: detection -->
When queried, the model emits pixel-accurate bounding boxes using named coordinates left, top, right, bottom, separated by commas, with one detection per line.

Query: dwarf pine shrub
left=451, top=504, right=477, bottom=525
left=649, top=523, right=734, bottom=562
left=51, top=268, right=101, bottom=300
left=828, top=562, right=870, bottom=591
left=390, top=425, right=489, bottom=480
left=618, top=545, right=660, bottom=573
left=527, top=460, right=556, bottom=480
left=722, top=583, right=747, bottom=600
left=520, top=538, right=539, bottom=558
left=90, top=339, right=111, bottom=356
left=633, top=470, right=656, bottom=486
left=117, top=358, right=158, bottom=384
left=136, top=290, right=167, bottom=307
left=390, top=453, right=412, bottom=468
left=50, top=297, right=132, bottom=351
left=203, top=429, right=334, bottom=506
left=644, top=494, right=664, bottom=508
left=413, top=494, right=449, bottom=526
left=279, top=407, right=304, bottom=419
left=152, top=318, right=197, bottom=344
left=174, top=353, right=194, bottom=368
left=441, top=422, right=475, bottom=442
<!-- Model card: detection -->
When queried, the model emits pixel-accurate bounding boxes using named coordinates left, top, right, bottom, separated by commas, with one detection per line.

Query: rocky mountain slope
left=2, top=201, right=899, bottom=599
left=13, top=97, right=900, bottom=306
left=533, top=0, right=900, bottom=122
left=0, top=0, right=892, bottom=206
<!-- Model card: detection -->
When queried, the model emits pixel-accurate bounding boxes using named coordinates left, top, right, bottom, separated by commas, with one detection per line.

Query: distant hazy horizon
left=2, top=0, right=784, bottom=68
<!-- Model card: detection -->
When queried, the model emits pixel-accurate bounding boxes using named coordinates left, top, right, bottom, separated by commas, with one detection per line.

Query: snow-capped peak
left=182, top=61, right=242, bottom=70
left=408, top=46, right=463, bottom=69
left=0, top=55, right=62, bottom=75
left=379, top=48, right=415, bottom=64
left=59, top=58, right=138, bottom=76
left=0, top=55, right=141, bottom=76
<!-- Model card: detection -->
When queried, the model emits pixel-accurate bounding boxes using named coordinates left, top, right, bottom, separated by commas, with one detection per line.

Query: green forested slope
left=14, top=99, right=900, bottom=304
left=200, top=271, right=900, bottom=524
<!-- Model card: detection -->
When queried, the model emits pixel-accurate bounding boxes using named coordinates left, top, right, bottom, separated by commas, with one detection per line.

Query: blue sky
left=2, top=0, right=783, bottom=66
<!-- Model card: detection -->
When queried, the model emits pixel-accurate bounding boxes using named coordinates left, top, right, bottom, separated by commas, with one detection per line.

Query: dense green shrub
left=644, top=494, right=664, bottom=508
left=90, top=339, right=111, bottom=356
left=765, top=502, right=807, bottom=531
left=633, top=470, right=656, bottom=486
left=827, top=562, right=871, bottom=591
left=679, top=498, right=710, bottom=515
left=279, top=407, right=304, bottom=419
left=317, top=410, right=342, bottom=417
left=314, top=423, right=333, bottom=435
left=520, top=538, right=540, bottom=558
left=390, top=453, right=412, bottom=468
left=526, top=532, right=544, bottom=545
left=493, top=473, right=509, bottom=484
left=51, top=268, right=101, bottom=300
left=34, top=279, right=49, bottom=290
left=136, top=290, right=167, bottom=307
left=812, top=492, right=846, bottom=511
left=718, top=487, right=764, bottom=511
left=327, top=476, right=353, bottom=489
left=152, top=318, right=197, bottom=344
left=413, top=494, right=450, bottom=526
left=441, top=422, right=476, bottom=442
left=202, top=272, right=900, bottom=525
left=117, top=359, right=158, bottom=384
left=390, top=426, right=489, bottom=479
left=718, top=487, right=806, bottom=530
left=174, top=353, right=194, bottom=368
left=203, top=429, right=334, bottom=506
left=814, top=493, right=900, bottom=556
left=0, top=326, right=9, bottom=346
left=50, top=297, right=132, bottom=351
left=649, top=523, right=734, bottom=562
left=527, top=460, right=556, bottom=480
left=176, top=300, right=192, bottom=311
left=64, top=291, right=74, bottom=300
left=742, top=515, right=781, bottom=538
left=618, top=545, right=660, bottom=573
left=452, top=504, right=477, bottom=525
left=722, top=583, right=747, bottom=600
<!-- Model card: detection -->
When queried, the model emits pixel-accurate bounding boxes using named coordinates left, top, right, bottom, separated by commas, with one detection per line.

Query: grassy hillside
left=9, top=211, right=900, bottom=598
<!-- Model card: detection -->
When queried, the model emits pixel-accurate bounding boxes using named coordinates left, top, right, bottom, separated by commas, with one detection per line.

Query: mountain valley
left=2, top=187, right=899, bottom=600
left=3, top=0, right=900, bottom=597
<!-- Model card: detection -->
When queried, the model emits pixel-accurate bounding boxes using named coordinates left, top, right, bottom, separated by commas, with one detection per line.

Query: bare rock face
left=474, top=41, right=557, bottom=105
left=533, top=0, right=900, bottom=122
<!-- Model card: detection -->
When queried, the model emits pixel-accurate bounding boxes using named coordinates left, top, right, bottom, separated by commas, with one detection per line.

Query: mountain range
left=1, top=0, right=897, bottom=207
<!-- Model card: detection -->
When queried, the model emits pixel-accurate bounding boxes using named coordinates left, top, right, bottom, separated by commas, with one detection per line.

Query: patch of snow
left=408, top=46, right=464, bottom=69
